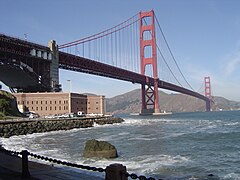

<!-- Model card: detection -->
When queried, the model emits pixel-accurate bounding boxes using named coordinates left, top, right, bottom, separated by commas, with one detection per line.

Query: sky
left=1, top=0, right=240, bottom=101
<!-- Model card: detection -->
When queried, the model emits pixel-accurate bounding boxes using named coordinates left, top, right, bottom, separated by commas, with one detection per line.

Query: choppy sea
left=1, top=111, right=240, bottom=179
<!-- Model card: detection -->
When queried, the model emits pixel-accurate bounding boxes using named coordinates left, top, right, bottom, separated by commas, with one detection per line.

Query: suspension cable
left=197, top=80, right=204, bottom=94
left=59, top=13, right=140, bottom=49
left=157, top=46, right=183, bottom=86
left=154, top=13, right=195, bottom=91
left=142, top=18, right=183, bottom=86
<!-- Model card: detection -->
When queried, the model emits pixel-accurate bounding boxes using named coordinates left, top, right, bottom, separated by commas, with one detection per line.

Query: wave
left=128, top=136, right=158, bottom=141
left=223, top=173, right=240, bottom=180
left=73, top=154, right=190, bottom=176
left=1, top=134, right=190, bottom=179
left=121, top=118, right=186, bottom=127
left=225, top=122, right=240, bottom=126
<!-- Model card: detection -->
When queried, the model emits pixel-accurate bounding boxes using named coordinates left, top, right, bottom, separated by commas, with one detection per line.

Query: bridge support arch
left=140, top=10, right=160, bottom=114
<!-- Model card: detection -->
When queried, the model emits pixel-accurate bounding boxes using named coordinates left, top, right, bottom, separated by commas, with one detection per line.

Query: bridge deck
left=59, top=51, right=209, bottom=103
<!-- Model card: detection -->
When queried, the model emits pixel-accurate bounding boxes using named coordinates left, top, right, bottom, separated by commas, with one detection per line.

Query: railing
left=0, top=148, right=160, bottom=180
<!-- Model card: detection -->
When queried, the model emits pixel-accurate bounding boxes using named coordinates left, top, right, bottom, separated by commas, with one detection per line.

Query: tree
left=0, top=98, right=10, bottom=115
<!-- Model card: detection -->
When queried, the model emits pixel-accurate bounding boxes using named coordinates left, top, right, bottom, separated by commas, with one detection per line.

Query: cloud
left=225, top=52, right=240, bottom=76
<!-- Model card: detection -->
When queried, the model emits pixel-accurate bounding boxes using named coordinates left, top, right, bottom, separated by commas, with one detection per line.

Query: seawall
left=0, top=116, right=124, bottom=138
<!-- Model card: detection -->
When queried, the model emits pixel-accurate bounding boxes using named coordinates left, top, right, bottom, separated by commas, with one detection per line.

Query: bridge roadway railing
left=1, top=148, right=161, bottom=180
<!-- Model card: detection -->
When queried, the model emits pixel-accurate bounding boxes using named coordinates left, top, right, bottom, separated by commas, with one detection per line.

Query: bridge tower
left=140, top=10, right=160, bottom=114
left=204, top=76, right=213, bottom=111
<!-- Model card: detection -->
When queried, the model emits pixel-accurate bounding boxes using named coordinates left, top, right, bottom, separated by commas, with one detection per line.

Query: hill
left=106, top=89, right=240, bottom=114
left=0, top=90, right=23, bottom=119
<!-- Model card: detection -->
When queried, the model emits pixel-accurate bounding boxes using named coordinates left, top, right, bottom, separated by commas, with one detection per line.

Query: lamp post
left=67, top=80, right=71, bottom=92
left=24, top=34, right=27, bottom=40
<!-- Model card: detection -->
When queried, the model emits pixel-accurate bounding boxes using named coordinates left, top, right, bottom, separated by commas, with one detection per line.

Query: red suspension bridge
left=0, top=10, right=212, bottom=113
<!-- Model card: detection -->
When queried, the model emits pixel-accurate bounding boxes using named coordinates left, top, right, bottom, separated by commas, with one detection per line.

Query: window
left=41, top=107, right=42, bottom=111
left=32, top=101, right=33, bottom=104
left=96, top=107, right=99, bottom=110
left=59, top=100, right=61, bottom=104
left=36, top=107, right=38, bottom=111
left=27, top=101, right=29, bottom=105
left=36, top=101, right=38, bottom=104
left=96, top=102, right=99, bottom=104
left=50, top=107, right=52, bottom=110
left=46, top=107, right=47, bottom=110
left=46, top=101, right=47, bottom=104
left=59, top=106, right=61, bottom=110
left=55, top=101, right=57, bottom=104
left=41, top=101, right=42, bottom=104
left=55, top=106, right=57, bottom=110
left=50, top=101, right=52, bottom=104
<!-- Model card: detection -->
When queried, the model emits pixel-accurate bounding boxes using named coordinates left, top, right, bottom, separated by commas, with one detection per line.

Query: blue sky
left=1, top=0, right=240, bottom=101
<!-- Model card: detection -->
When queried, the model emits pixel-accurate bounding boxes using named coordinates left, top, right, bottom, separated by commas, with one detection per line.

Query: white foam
left=118, top=132, right=130, bottom=136
left=225, top=122, right=239, bottom=126
left=72, top=154, right=190, bottom=175
left=122, top=118, right=181, bottom=127
left=223, top=173, right=240, bottom=179
left=122, top=118, right=150, bottom=126
left=92, top=122, right=116, bottom=128
left=129, top=136, right=157, bottom=141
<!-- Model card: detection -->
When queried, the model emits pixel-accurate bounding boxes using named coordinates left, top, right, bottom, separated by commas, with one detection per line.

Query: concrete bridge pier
left=206, top=99, right=211, bottom=112
left=140, top=108, right=160, bottom=115
left=48, top=40, right=61, bottom=92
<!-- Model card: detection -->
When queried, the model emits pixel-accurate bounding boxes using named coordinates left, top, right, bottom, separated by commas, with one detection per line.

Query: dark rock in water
left=207, top=174, right=220, bottom=180
left=83, top=139, right=118, bottom=158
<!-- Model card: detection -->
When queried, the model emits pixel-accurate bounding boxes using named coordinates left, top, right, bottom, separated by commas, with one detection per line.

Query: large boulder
left=83, top=139, right=118, bottom=158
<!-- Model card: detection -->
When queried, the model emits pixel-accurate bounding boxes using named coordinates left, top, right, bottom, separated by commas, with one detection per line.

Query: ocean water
left=1, top=111, right=240, bottom=180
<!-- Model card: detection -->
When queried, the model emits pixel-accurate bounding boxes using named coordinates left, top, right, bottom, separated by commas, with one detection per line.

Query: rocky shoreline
left=0, top=116, right=124, bottom=138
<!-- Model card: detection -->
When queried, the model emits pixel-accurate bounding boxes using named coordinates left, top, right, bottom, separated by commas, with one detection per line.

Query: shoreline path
left=0, top=150, right=104, bottom=180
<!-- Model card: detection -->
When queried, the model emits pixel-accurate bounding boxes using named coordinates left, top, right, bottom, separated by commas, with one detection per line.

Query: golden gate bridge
left=0, top=10, right=212, bottom=114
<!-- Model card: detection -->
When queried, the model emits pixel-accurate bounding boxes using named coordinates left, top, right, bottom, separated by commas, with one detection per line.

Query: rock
left=83, top=139, right=118, bottom=158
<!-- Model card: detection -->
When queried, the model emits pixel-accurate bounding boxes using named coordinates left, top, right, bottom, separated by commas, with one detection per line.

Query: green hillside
left=0, top=90, right=23, bottom=119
